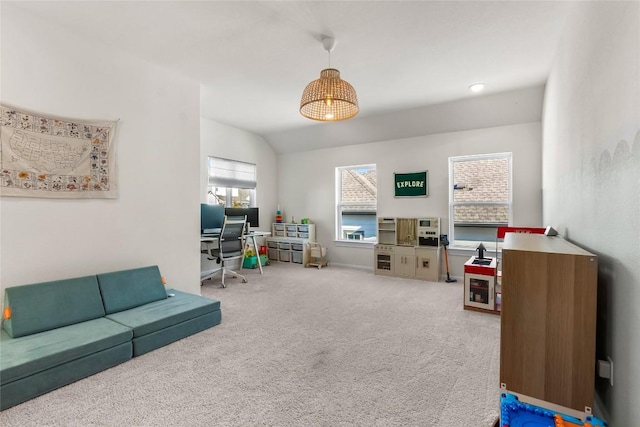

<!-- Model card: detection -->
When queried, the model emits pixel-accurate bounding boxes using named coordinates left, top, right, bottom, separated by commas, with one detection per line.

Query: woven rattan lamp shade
left=300, top=68, right=359, bottom=121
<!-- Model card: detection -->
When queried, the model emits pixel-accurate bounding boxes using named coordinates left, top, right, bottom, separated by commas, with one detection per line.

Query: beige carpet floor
left=0, top=263, right=501, bottom=426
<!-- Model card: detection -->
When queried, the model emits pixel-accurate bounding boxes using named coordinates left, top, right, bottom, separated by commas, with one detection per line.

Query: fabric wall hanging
left=394, top=171, right=428, bottom=197
left=0, top=105, right=118, bottom=198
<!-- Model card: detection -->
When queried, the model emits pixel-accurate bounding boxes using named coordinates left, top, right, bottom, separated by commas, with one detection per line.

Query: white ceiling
left=8, top=1, right=576, bottom=152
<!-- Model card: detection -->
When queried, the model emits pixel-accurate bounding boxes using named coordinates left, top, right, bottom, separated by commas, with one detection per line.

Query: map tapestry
left=0, top=105, right=117, bottom=198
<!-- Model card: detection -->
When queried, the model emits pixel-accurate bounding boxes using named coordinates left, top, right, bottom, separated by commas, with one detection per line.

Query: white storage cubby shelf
left=266, top=223, right=316, bottom=266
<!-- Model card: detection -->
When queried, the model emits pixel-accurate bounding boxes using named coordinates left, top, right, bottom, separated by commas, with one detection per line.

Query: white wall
left=266, top=85, right=545, bottom=154
left=0, top=4, right=202, bottom=295
left=199, top=117, right=278, bottom=232
left=542, top=2, right=640, bottom=424
left=199, top=118, right=278, bottom=273
left=278, top=121, right=542, bottom=275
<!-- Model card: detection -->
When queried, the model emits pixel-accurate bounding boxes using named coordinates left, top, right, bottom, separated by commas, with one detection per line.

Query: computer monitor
left=224, top=207, right=259, bottom=228
left=200, top=203, right=224, bottom=233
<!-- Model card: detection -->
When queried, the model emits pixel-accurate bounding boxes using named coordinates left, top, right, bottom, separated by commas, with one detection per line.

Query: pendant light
left=300, top=37, right=359, bottom=121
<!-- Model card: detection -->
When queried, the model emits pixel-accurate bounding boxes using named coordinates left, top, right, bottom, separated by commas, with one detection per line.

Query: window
left=336, top=164, right=377, bottom=243
left=207, top=157, right=256, bottom=207
left=448, top=153, right=512, bottom=248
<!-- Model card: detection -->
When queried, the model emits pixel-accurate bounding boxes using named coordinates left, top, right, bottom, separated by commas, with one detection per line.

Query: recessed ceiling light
left=469, top=83, right=485, bottom=93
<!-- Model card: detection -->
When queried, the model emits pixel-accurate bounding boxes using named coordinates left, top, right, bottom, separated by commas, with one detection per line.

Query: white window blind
left=208, top=157, right=256, bottom=189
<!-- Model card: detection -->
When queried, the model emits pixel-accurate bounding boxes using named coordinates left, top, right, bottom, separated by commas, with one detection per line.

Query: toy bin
left=292, top=251, right=303, bottom=264
left=242, top=255, right=257, bottom=269
left=500, top=392, right=607, bottom=427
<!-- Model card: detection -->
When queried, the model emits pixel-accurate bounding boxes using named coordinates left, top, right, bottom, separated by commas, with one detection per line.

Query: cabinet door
left=415, top=248, right=440, bottom=281
left=500, top=235, right=598, bottom=412
left=375, top=252, right=394, bottom=276
left=393, top=254, right=409, bottom=277
left=464, top=273, right=494, bottom=310
left=394, top=247, right=415, bottom=278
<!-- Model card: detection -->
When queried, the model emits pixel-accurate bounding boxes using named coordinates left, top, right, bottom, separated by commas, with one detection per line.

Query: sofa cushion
left=1, top=341, right=132, bottom=411
left=131, top=310, right=221, bottom=357
left=2, top=275, right=106, bottom=338
left=105, top=289, right=220, bottom=338
left=97, top=265, right=167, bottom=314
left=0, top=318, right=132, bottom=385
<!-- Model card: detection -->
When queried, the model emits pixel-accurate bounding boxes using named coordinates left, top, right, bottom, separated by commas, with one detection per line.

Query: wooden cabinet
left=500, top=233, right=598, bottom=413
left=374, top=217, right=441, bottom=282
left=394, top=246, right=415, bottom=278
left=374, top=245, right=441, bottom=281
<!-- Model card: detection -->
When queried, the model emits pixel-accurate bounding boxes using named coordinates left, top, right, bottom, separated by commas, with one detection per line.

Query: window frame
left=448, top=152, right=513, bottom=249
left=335, top=164, right=377, bottom=245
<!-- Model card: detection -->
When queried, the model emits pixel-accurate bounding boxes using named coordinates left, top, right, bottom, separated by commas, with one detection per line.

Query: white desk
left=243, top=231, right=270, bottom=274
left=200, top=231, right=270, bottom=275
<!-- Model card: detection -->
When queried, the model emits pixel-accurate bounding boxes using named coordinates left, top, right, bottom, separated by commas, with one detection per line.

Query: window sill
left=334, top=240, right=376, bottom=248
left=447, top=246, right=499, bottom=258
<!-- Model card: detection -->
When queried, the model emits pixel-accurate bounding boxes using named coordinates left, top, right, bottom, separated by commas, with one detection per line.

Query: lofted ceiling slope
left=6, top=1, right=577, bottom=153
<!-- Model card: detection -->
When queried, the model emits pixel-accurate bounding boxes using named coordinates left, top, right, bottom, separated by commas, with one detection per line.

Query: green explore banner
left=394, top=171, right=428, bottom=197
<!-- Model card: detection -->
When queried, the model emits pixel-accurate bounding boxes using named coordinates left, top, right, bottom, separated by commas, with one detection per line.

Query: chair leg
left=223, top=268, right=247, bottom=284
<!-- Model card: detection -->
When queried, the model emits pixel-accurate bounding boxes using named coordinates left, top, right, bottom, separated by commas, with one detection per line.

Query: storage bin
left=242, top=256, right=257, bottom=269
left=279, top=251, right=290, bottom=262
left=267, top=241, right=278, bottom=249
left=287, top=232, right=297, bottom=237
left=274, top=224, right=285, bottom=231
left=298, top=232, right=309, bottom=239
left=268, top=249, right=278, bottom=260
left=292, top=251, right=303, bottom=264
left=500, top=392, right=606, bottom=427
left=286, top=225, right=297, bottom=232
left=291, top=243, right=304, bottom=251
left=297, top=225, right=309, bottom=233
left=278, top=242, right=291, bottom=250
left=275, top=231, right=285, bottom=237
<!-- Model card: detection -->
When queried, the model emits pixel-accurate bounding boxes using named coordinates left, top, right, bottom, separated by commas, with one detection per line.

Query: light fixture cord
left=328, top=49, right=331, bottom=69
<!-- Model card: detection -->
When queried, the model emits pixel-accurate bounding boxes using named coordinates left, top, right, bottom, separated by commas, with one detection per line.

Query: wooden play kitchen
left=373, top=217, right=441, bottom=282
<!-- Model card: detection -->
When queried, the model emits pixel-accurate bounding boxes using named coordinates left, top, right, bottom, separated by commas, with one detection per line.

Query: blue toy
left=500, top=392, right=607, bottom=427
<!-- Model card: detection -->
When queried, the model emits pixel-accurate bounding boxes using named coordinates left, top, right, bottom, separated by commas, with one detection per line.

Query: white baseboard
left=328, top=262, right=374, bottom=272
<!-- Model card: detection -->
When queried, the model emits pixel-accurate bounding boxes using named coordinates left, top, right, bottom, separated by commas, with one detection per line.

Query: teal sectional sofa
left=0, top=266, right=221, bottom=411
